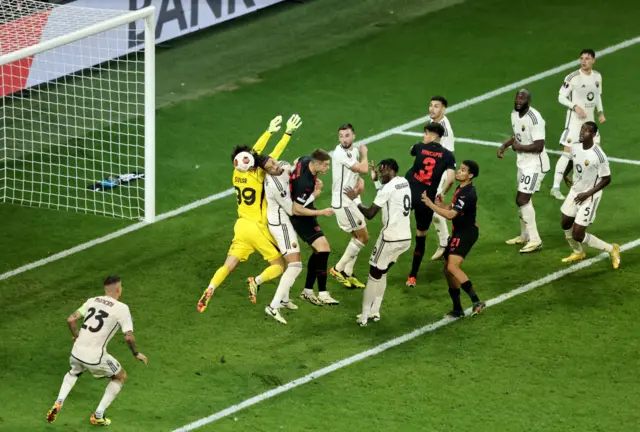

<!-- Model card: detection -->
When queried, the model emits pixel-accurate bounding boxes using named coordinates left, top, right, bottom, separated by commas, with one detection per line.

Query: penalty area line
left=394, top=131, right=640, bottom=167
left=172, top=238, right=640, bottom=432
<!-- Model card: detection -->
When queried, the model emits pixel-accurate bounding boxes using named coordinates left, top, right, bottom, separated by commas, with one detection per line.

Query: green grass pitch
left=1, top=0, right=640, bottom=431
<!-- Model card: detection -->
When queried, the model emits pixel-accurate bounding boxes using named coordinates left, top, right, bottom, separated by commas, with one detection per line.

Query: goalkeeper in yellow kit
left=197, top=114, right=303, bottom=312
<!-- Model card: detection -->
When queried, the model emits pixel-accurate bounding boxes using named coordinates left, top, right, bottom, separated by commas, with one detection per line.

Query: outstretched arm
left=512, top=139, right=545, bottom=153
left=421, top=192, right=458, bottom=220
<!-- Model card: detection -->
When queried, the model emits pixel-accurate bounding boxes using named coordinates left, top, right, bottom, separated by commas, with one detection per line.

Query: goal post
left=0, top=1, right=156, bottom=222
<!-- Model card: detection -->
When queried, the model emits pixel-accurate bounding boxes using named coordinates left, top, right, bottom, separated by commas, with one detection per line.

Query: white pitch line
left=173, top=238, right=640, bottom=432
left=395, top=131, right=640, bottom=166
left=2, top=35, right=639, bottom=283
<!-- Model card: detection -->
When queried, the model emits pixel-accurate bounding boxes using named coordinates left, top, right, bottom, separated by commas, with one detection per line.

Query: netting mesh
left=1, top=0, right=151, bottom=219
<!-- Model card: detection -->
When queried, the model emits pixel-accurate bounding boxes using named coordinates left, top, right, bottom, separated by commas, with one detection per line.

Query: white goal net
left=0, top=0, right=155, bottom=222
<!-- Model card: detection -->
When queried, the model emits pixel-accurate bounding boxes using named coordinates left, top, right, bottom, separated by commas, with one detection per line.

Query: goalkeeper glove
left=285, top=114, right=302, bottom=135
left=268, top=115, right=283, bottom=133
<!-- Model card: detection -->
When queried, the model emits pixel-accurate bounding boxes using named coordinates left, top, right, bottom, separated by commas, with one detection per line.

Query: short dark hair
left=580, top=48, right=596, bottom=58
left=104, top=275, right=121, bottom=286
left=378, top=158, right=399, bottom=173
left=584, top=121, right=598, bottom=134
left=462, top=160, right=480, bottom=178
left=254, top=154, right=270, bottom=169
left=430, top=96, right=448, bottom=108
left=424, top=122, right=445, bottom=138
left=231, top=145, right=252, bottom=163
left=338, top=123, right=354, bottom=133
left=311, top=149, right=331, bottom=162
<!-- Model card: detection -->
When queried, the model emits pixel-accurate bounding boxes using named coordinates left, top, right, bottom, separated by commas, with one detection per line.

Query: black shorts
left=409, top=182, right=434, bottom=232
left=290, top=215, right=325, bottom=245
left=444, top=228, right=479, bottom=259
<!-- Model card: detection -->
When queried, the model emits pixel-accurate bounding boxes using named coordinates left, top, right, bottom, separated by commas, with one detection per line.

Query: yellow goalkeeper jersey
left=233, top=131, right=290, bottom=224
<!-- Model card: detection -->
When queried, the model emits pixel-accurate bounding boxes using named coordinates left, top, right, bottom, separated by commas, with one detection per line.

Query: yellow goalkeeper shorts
left=228, top=218, right=281, bottom=262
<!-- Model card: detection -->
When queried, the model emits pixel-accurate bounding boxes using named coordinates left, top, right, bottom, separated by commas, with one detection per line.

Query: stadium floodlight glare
left=0, top=0, right=156, bottom=222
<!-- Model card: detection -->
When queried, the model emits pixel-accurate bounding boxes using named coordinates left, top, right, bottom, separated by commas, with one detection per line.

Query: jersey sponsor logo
left=234, top=177, right=248, bottom=184
left=587, top=92, right=595, bottom=101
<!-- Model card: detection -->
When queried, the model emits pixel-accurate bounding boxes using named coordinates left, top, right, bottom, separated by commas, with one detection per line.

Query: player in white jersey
left=329, top=124, right=371, bottom=289
left=264, top=161, right=333, bottom=323
left=559, top=122, right=620, bottom=267
left=498, top=89, right=550, bottom=253
left=551, top=49, right=606, bottom=200
left=46, top=276, right=147, bottom=426
left=344, top=159, right=412, bottom=326
left=426, top=96, right=457, bottom=260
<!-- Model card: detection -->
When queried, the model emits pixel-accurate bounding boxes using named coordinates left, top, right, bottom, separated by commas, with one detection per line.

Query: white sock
left=361, top=275, right=380, bottom=323
left=582, top=233, right=613, bottom=253
left=318, top=291, right=330, bottom=298
left=304, top=287, right=315, bottom=297
left=371, top=274, right=387, bottom=315
left=564, top=229, right=583, bottom=254
left=520, top=202, right=540, bottom=242
left=335, top=238, right=365, bottom=275
left=270, top=263, right=302, bottom=309
left=552, top=154, right=570, bottom=189
left=432, top=213, right=449, bottom=248
left=56, top=373, right=78, bottom=405
left=518, top=209, right=529, bottom=240
left=95, top=380, right=122, bottom=417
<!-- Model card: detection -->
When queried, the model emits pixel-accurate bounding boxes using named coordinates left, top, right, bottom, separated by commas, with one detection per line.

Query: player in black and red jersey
left=289, top=149, right=340, bottom=306
left=421, top=160, right=486, bottom=318
left=405, top=122, right=456, bottom=287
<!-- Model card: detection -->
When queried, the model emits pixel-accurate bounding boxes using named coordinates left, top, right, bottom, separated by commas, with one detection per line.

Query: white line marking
left=2, top=35, right=639, bottom=282
left=394, top=132, right=640, bottom=166
left=173, top=238, right=640, bottom=432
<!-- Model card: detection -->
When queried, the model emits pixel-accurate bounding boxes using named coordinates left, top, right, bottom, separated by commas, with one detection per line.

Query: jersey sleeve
left=452, top=190, right=474, bottom=214
left=596, top=75, right=604, bottom=113
left=373, top=184, right=391, bottom=208
left=269, top=134, right=291, bottom=159
left=290, top=178, right=310, bottom=205
left=77, top=299, right=92, bottom=317
left=252, top=130, right=273, bottom=155
left=445, top=151, right=456, bottom=170
left=410, top=143, right=418, bottom=156
left=558, top=76, right=574, bottom=109
left=118, top=305, right=134, bottom=334
left=270, top=179, right=294, bottom=215
left=598, top=155, right=611, bottom=178
left=531, top=115, right=546, bottom=141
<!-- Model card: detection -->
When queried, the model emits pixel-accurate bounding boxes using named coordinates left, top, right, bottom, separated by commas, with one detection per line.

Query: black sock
left=448, top=288, right=463, bottom=311
left=315, top=251, right=330, bottom=292
left=305, top=253, right=318, bottom=289
left=409, top=236, right=426, bottom=278
left=461, top=280, right=480, bottom=303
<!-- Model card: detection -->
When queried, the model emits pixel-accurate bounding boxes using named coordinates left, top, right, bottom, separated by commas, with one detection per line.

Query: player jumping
left=46, top=276, right=148, bottom=426
left=329, top=123, right=370, bottom=289
left=405, top=122, right=456, bottom=287
left=551, top=49, right=605, bottom=200
left=422, top=161, right=486, bottom=318
left=498, top=89, right=550, bottom=254
left=344, top=159, right=412, bottom=326
left=425, top=96, right=456, bottom=261
left=263, top=160, right=334, bottom=324
left=197, top=114, right=302, bottom=312
left=560, top=121, right=620, bottom=267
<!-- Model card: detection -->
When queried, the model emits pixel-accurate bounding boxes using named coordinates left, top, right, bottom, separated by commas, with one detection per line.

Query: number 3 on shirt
left=419, top=157, right=436, bottom=183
